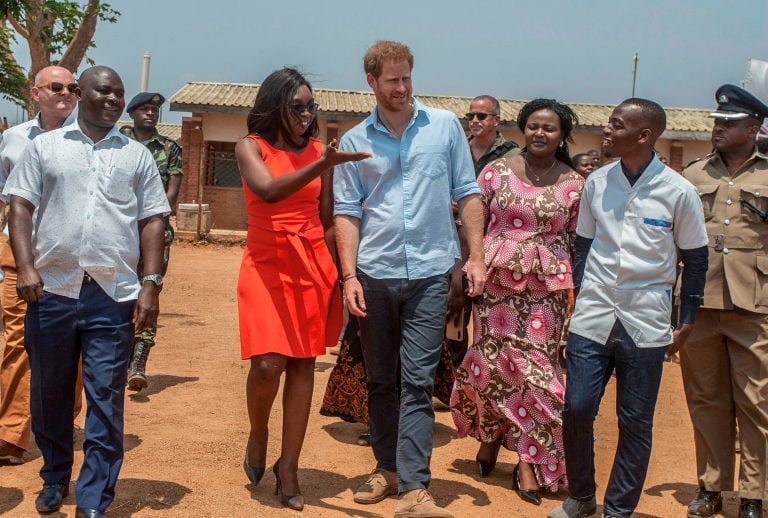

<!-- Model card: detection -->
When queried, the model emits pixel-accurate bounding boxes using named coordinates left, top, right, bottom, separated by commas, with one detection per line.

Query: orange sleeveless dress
left=237, top=135, right=342, bottom=359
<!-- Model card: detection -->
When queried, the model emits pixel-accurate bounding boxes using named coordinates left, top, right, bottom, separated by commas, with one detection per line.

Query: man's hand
left=344, top=277, right=367, bottom=317
left=464, top=256, right=487, bottom=298
left=666, top=323, right=694, bottom=362
left=16, top=265, right=44, bottom=303
left=447, top=268, right=467, bottom=326
left=133, top=283, right=160, bottom=333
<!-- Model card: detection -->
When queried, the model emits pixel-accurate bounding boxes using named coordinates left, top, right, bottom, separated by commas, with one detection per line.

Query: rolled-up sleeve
left=136, top=148, right=171, bottom=220
left=448, top=117, right=479, bottom=201
left=4, top=141, right=42, bottom=207
left=333, top=136, right=365, bottom=219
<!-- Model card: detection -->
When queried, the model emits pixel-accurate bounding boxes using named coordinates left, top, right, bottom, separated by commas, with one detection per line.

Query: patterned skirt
left=321, top=317, right=455, bottom=424
left=451, top=286, right=568, bottom=491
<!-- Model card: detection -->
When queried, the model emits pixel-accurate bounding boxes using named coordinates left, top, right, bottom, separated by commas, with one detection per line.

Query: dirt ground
left=0, top=242, right=747, bottom=517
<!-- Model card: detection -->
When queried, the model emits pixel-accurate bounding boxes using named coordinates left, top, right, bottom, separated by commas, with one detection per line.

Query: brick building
left=170, top=82, right=714, bottom=231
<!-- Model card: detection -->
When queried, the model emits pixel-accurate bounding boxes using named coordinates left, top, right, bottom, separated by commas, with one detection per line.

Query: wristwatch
left=140, top=274, right=164, bottom=290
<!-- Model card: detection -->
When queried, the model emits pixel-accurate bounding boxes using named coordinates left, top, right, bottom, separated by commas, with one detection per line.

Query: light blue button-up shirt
left=334, top=99, right=479, bottom=280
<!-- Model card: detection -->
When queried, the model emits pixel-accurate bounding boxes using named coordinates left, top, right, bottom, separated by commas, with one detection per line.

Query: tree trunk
left=58, top=0, right=100, bottom=72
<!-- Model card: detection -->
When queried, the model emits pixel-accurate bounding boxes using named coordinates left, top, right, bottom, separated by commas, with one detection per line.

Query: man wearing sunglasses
left=0, top=65, right=78, bottom=466
left=120, top=92, right=183, bottom=393
left=466, top=95, right=519, bottom=177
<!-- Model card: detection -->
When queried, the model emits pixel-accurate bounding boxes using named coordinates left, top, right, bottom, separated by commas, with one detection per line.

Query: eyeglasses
left=465, top=112, right=497, bottom=121
left=289, top=102, right=319, bottom=115
left=35, top=82, right=80, bottom=94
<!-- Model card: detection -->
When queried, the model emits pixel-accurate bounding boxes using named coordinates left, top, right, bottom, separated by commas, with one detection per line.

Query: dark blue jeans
left=563, top=320, right=667, bottom=518
left=357, top=272, right=449, bottom=493
left=25, top=280, right=135, bottom=511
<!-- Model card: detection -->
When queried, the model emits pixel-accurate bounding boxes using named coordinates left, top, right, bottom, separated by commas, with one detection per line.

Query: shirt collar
left=28, top=109, right=78, bottom=133
left=366, top=97, right=427, bottom=132
left=618, top=153, right=665, bottom=186
left=64, top=119, right=129, bottom=145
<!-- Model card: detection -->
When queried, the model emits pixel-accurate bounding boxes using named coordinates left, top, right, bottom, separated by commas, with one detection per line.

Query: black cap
left=709, top=84, right=768, bottom=121
left=126, top=92, right=165, bottom=113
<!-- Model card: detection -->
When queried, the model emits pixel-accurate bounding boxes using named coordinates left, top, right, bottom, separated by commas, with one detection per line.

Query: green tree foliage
left=1, top=0, right=120, bottom=115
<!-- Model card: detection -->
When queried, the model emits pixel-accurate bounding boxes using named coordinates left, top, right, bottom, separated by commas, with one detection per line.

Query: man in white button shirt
left=0, top=65, right=78, bottom=466
left=5, top=66, right=170, bottom=518
left=548, top=98, right=708, bottom=518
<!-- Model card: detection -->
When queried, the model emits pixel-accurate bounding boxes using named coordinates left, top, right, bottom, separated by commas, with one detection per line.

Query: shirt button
left=726, top=199, right=733, bottom=205
left=723, top=247, right=729, bottom=254
left=728, top=181, right=734, bottom=186
left=724, top=219, right=730, bottom=225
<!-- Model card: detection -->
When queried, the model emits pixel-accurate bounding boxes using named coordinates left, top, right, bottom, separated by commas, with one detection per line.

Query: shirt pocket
left=627, top=214, right=674, bottom=249
left=409, top=144, right=449, bottom=179
left=102, top=166, right=136, bottom=205
left=739, top=185, right=768, bottom=224
left=755, top=255, right=768, bottom=307
left=694, top=184, right=718, bottom=221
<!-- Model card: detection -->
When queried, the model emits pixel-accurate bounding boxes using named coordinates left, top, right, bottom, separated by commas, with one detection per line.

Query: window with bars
left=205, top=141, right=241, bottom=187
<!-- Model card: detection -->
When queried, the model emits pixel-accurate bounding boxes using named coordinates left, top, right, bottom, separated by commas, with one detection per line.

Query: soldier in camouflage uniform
left=121, top=92, right=183, bottom=391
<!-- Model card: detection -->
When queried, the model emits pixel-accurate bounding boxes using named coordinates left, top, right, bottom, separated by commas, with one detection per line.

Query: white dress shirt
left=3, top=121, right=170, bottom=302
left=568, top=156, right=708, bottom=347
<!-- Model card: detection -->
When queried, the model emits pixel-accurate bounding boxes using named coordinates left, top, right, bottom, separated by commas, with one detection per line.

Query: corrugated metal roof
left=170, top=81, right=714, bottom=134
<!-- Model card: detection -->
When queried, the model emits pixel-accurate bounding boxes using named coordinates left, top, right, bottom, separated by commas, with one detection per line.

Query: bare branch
left=58, top=0, right=99, bottom=71
left=6, top=11, right=29, bottom=39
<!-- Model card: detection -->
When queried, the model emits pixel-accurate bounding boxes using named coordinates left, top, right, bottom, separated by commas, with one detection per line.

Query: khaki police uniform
left=680, top=148, right=768, bottom=500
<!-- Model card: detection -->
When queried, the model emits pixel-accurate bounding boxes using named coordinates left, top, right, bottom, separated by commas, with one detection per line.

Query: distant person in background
left=121, top=92, right=183, bottom=392
left=679, top=85, right=768, bottom=518
left=0, top=65, right=78, bottom=466
left=586, top=148, right=600, bottom=167
left=572, top=153, right=596, bottom=178
left=452, top=98, right=583, bottom=507
left=467, top=95, right=519, bottom=176
left=235, top=67, right=368, bottom=511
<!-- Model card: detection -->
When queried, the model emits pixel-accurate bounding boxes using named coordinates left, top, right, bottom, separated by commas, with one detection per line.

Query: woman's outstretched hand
left=323, top=139, right=371, bottom=168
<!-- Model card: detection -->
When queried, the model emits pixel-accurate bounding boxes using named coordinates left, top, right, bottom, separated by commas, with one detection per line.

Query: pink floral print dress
left=451, top=157, right=584, bottom=491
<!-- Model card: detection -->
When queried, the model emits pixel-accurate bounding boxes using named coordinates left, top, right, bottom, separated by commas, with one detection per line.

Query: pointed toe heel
left=273, top=458, right=304, bottom=511
left=475, top=439, right=502, bottom=477
left=243, top=458, right=265, bottom=486
left=512, top=463, right=541, bottom=506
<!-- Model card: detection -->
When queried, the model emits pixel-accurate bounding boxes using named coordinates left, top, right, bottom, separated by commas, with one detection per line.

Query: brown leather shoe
left=353, top=468, right=398, bottom=504
left=0, top=439, right=25, bottom=464
left=394, top=489, right=453, bottom=518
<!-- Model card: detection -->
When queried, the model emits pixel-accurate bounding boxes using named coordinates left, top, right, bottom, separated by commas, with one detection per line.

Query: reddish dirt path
left=0, top=243, right=744, bottom=517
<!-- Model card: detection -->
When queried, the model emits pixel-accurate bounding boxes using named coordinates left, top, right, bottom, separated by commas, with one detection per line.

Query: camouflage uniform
left=120, top=126, right=182, bottom=349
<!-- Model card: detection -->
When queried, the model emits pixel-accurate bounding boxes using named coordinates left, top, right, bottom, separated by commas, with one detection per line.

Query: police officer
left=121, top=92, right=183, bottom=391
left=680, top=84, right=768, bottom=518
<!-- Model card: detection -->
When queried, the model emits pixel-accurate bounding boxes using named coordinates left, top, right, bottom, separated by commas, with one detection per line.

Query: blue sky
left=2, top=0, right=766, bottom=124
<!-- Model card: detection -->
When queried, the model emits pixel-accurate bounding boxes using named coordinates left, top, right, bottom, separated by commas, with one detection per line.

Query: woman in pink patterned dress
left=451, top=99, right=584, bottom=506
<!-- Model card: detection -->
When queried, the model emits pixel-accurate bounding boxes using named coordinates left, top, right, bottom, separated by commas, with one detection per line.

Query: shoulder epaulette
left=684, top=152, right=714, bottom=169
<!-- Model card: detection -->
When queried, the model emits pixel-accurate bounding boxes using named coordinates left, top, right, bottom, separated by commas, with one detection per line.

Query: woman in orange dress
left=235, top=68, right=369, bottom=510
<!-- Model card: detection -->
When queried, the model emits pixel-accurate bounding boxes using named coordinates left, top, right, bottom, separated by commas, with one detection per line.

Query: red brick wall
left=179, top=116, right=203, bottom=205
left=670, top=142, right=684, bottom=172
left=203, top=187, right=247, bottom=230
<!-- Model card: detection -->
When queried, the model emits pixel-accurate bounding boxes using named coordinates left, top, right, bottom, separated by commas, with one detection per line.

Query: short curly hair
left=363, top=41, right=413, bottom=78
left=517, top=98, right=579, bottom=168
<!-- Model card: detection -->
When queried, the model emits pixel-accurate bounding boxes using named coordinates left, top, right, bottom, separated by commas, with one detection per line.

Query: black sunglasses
left=465, top=112, right=496, bottom=121
left=36, top=82, right=80, bottom=94
left=289, top=102, right=319, bottom=115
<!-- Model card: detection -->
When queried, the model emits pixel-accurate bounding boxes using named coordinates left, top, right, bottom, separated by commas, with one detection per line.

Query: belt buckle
left=82, top=272, right=93, bottom=284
